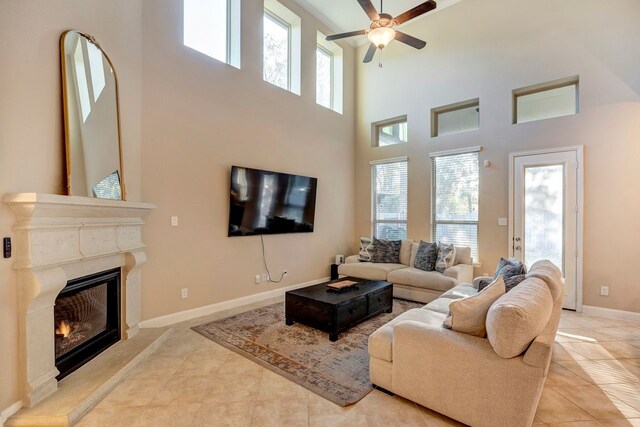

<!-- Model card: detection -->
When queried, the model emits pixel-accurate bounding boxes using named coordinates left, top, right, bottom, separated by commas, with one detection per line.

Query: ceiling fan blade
left=326, top=29, right=368, bottom=41
left=394, top=0, right=437, bottom=25
left=363, top=43, right=377, bottom=63
left=394, top=31, right=427, bottom=49
left=357, top=0, right=380, bottom=21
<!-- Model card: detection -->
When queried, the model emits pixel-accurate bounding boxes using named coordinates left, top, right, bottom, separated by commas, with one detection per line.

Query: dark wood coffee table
left=285, top=278, right=392, bottom=341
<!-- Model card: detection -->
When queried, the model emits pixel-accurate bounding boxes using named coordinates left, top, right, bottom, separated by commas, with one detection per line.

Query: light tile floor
left=77, top=303, right=640, bottom=427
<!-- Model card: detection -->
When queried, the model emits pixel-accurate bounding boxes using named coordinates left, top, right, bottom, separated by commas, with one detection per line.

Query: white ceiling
left=293, top=0, right=462, bottom=46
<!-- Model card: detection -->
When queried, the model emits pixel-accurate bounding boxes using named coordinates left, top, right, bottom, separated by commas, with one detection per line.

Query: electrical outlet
left=283, top=269, right=288, bottom=278
left=600, top=286, right=609, bottom=296
left=171, top=216, right=179, bottom=227
left=181, top=288, right=188, bottom=299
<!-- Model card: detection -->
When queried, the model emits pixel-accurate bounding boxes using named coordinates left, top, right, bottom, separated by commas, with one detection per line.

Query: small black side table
left=330, top=264, right=339, bottom=280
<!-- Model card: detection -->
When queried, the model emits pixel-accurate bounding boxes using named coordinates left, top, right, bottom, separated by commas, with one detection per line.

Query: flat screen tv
left=228, top=166, right=318, bottom=237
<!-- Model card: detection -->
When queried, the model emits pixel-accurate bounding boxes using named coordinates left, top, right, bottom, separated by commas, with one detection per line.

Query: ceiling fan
left=326, top=0, right=437, bottom=63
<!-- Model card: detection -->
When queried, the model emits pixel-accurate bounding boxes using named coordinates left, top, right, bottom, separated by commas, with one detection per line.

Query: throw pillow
left=358, top=237, right=373, bottom=262
left=478, top=274, right=526, bottom=292
left=435, top=242, right=456, bottom=274
left=443, top=276, right=506, bottom=337
left=413, top=241, right=438, bottom=271
left=494, top=257, right=526, bottom=279
left=371, top=238, right=401, bottom=263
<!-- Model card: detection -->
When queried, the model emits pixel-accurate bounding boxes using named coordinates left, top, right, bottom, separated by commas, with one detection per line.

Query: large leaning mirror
left=60, top=30, right=125, bottom=200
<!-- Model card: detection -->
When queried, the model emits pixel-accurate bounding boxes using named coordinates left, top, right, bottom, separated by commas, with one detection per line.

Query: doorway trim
left=508, top=145, right=584, bottom=312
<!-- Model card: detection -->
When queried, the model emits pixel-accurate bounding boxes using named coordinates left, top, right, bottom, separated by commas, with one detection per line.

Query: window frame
left=315, top=44, right=334, bottom=109
left=263, top=8, right=292, bottom=91
left=372, top=116, right=408, bottom=148
left=430, top=147, right=481, bottom=262
left=371, top=157, right=408, bottom=240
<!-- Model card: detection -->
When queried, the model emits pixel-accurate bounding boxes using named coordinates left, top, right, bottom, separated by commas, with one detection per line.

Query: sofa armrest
left=344, top=255, right=359, bottom=264
left=444, top=264, right=473, bottom=283
left=472, top=276, right=494, bottom=289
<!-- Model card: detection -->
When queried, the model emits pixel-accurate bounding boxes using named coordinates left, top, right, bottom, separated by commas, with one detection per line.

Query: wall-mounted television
left=228, top=166, right=318, bottom=237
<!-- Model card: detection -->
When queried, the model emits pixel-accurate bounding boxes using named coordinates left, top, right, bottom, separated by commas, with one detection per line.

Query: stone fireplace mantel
left=3, top=193, right=155, bottom=408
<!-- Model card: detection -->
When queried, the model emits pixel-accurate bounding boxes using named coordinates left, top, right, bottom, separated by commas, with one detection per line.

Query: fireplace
left=54, top=268, right=121, bottom=379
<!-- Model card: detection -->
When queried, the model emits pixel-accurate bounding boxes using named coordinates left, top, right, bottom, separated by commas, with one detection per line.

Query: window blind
left=372, top=160, right=408, bottom=240
left=432, top=152, right=479, bottom=261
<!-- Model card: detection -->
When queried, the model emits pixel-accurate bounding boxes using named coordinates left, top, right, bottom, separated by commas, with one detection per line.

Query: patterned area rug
left=193, top=298, right=421, bottom=406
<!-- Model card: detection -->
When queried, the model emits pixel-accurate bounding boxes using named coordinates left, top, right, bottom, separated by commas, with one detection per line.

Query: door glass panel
left=524, top=164, right=564, bottom=272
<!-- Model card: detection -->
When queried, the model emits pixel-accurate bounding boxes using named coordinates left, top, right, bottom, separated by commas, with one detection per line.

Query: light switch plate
left=171, top=216, right=178, bottom=227
left=498, top=218, right=508, bottom=226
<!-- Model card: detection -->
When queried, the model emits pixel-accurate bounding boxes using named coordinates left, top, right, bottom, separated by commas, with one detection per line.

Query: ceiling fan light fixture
left=367, top=27, right=395, bottom=49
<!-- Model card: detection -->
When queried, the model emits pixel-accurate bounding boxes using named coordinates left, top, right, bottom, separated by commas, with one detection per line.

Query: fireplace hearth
left=55, top=268, right=121, bottom=379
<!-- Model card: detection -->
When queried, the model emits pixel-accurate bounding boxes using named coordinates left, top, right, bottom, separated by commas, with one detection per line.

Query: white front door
left=511, top=148, right=582, bottom=310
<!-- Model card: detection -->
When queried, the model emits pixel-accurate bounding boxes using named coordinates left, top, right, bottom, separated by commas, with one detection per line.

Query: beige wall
left=139, top=0, right=355, bottom=320
left=0, top=0, right=142, bottom=412
left=354, top=0, right=640, bottom=312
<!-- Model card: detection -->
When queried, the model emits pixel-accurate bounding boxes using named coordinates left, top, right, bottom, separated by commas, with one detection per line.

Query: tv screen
left=228, top=166, right=318, bottom=236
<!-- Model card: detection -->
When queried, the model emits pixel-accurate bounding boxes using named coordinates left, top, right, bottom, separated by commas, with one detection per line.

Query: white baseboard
left=582, top=305, right=640, bottom=324
left=138, top=276, right=331, bottom=329
left=1, top=401, right=22, bottom=425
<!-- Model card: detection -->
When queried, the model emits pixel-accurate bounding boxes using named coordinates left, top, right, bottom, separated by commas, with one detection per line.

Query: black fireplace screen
left=54, top=268, right=121, bottom=379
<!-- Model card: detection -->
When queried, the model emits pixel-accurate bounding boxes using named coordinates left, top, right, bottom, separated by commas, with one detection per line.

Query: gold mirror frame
left=60, top=30, right=126, bottom=200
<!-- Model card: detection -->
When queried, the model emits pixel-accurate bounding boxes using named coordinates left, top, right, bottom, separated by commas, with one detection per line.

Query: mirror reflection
left=61, top=30, right=125, bottom=200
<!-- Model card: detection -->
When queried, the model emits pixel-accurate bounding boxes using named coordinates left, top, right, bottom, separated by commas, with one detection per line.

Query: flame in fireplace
left=56, top=321, right=73, bottom=338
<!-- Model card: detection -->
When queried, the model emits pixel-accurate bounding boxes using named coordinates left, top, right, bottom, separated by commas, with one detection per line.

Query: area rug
left=193, top=298, right=421, bottom=406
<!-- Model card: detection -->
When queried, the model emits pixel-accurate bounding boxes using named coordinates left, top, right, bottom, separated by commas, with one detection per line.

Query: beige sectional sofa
left=368, top=260, right=563, bottom=427
left=338, top=240, right=474, bottom=303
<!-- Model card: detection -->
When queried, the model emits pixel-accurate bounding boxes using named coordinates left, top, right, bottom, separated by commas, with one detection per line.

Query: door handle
left=515, top=237, right=521, bottom=242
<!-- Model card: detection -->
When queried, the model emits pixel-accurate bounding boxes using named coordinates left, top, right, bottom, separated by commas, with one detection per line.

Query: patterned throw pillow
left=371, top=238, right=401, bottom=263
left=494, top=258, right=526, bottom=279
left=435, top=242, right=456, bottom=274
left=358, top=237, right=374, bottom=262
left=413, top=241, right=438, bottom=271
left=479, top=274, right=526, bottom=292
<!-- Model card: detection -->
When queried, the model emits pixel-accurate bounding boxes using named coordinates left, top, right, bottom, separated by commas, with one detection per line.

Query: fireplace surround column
left=3, top=193, right=154, bottom=407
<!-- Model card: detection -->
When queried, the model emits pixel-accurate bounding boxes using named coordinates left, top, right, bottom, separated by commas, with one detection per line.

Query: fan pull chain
left=378, top=48, right=383, bottom=68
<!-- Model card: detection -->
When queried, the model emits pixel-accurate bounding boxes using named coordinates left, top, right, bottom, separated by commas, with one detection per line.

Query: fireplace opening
left=54, top=268, right=121, bottom=380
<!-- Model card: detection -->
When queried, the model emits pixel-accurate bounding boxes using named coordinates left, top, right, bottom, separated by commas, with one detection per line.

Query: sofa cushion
left=337, top=262, right=405, bottom=281
left=486, top=277, right=553, bottom=358
left=435, top=243, right=456, bottom=273
left=371, top=238, right=401, bottom=263
left=358, top=237, right=373, bottom=262
left=413, top=241, right=438, bottom=271
left=368, top=308, right=446, bottom=362
left=409, top=242, right=420, bottom=267
left=387, top=268, right=457, bottom=292
left=526, top=260, right=563, bottom=301
left=399, top=239, right=413, bottom=266
left=443, top=277, right=506, bottom=337
left=453, top=246, right=472, bottom=266
left=440, top=283, right=478, bottom=299
left=422, top=297, right=455, bottom=314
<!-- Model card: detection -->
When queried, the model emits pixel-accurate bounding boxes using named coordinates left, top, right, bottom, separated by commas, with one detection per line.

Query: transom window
left=371, top=159, right=408, bottom=240
left=431, top=149, right=480, bottom=261
left=263, top=11, right=290, bottom=90
left=263, top=0, right=301, bottom=94
left=183, top=0, right=240, bottom=68
left=316, top=31, right=343, bottom=113
left=373, top=116, right=408, bottom=147
left=513, top=76, right=579, bottom=124
left=316, top=46, right=333, bottom=109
